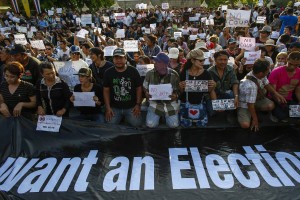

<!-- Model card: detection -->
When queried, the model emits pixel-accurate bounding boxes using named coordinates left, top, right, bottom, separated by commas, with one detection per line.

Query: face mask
left=276, top=62, right=285, bottom=66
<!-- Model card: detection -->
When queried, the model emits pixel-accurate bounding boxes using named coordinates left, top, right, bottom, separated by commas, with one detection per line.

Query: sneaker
left=269, top=114, right=278, bottom=123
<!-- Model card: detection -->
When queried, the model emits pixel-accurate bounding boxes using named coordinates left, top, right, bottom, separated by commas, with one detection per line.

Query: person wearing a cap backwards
left=143, top=52, right=180, bottom=128
left=103, top=48, right=143, bottom=127
left=10, top=44, right=41, bottom=86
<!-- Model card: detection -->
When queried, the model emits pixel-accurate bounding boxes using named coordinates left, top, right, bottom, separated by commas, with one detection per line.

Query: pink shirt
left=268, top=66, right=300, bottom=101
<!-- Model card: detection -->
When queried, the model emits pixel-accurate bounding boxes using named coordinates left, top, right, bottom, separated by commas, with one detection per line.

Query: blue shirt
left=279, top=15, right=298, bottom=34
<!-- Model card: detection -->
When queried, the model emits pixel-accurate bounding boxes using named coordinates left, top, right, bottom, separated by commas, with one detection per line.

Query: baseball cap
left=113, top=48, right=126, bottom=57
left=74, top=68, right=92, bottom=77
left=70, top=45, right=80, bottom=53
left=153, top=52, right=170, bottom=64
left=10, top=44, right=26, bottom=55
left=168, top=48, right=179, bottom=59
left=228, top=38, right=237, bottom=44
left=260, top=26, right=272, bottom=33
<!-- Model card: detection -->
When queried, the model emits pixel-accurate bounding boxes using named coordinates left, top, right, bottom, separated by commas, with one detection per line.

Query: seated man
left=103, top=48, right=143, bottom=127
left=268, top=51, right=300, bottom=122
left=238, top=59, right=285, bottom=132
left=143, top=52, right=180, bottom=128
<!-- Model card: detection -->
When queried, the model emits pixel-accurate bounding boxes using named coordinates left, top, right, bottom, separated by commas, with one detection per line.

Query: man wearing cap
left=10, top=44, right=41, bottom=85
left=257, top=26, right=272, bottom=44
left=103, top=48, right=143, bottom=127
left=226, top=38, right=239, bottom=58
left=143, top=52, right=180, bottom=128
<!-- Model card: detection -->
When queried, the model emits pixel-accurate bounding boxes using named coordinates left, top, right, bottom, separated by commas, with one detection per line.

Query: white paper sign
left=57, top=61, right=87, bottom=88
left=76, top=29, right=89, bottom=39
left=201, top=17, right=207, bottom=23
left=145, top=28, right=151, bottom=34
left=103, top=16, right=110, bottom=22
left=36, top=115, right=62, bottom=132
left=198, top=33, right=206, bottom=39
left=124, top=40, right=138, bottom=52
left=162, top=3, right=169, bottom=9
left=73, top=92, right=95, bottom=107
left=289, top=105, right=300, bottom=117
left=17, top=26, right=27, bottom=33
left=244, top=50, right=261, bottom=65
left=27, top=31, right=34, bottom=39
left=94, top=27, right=102, bottom=33
left=14, top=34, right=28, bottom=45
left=150, top=23, right=156, bottom=30
left=0, top=27, right=11, bottom=33
left=212, top=99, right=236, bottom=110
left=115, top=13, right=126, bottom=22
left=226, top=9, right=251, bottom=27
left=189, top=17, right=199, bottom=22
left=189, top=35, right=198, bottom=41
left=56, top=8, right=62, bottom=14
left=136, top=64, right=154, bottom=76
left=239, top=37, right=255, bottom=51
left=139, top=3, right=147, bottom=9
left=81, top=14, right=92, bottom=25
left=221, top=5, right=228, bottom=10
left=75, top=18, right=81, bottom=25
left=206, top=19, right=214, bottom=26
left=204, top=52, right=211, bottom=65
left=182, top=29, right=190, bottom=35
left=185, top=80, right=208, bottom=92
left=53, top=61, right=67, bottom=71
left=48, top=10, right=54, bottom=16
left=116, top=29, right=125, bottom=38
left=149, top=84, right=172, bottom=100
left=174, top=32, right=182, bottom=39
left=256, top=16, right=266, bottom=24
left=30, top=40, right=46, bottom=50
left=271, top=31, right=280, bottom=39
left=30, top=26, right=37, bottom=32
left=104, top=46, right=118, bottom=56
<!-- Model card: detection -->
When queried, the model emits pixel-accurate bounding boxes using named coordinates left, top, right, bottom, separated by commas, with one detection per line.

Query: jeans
left=106, top=107, right=142, bottom=127
left=146, top=108, right=179, bottom=128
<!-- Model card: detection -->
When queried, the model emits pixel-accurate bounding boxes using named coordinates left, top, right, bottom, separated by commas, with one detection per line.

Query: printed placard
left=30, top=40, right=46, bottom=50
left=270, top=31, right=280, bottom=39
left=212, top=99, right=236, bottom=110
left=73, top=92, right=95, bottom=107
left=103, top=46, right=118, bottom=56
left=14, top=34, right=28, bottom=45
left=116, top=29, right=125, bottom=38
left=174, top=32, right=182, bottom=39
left=81, top=14, right=92, bottom=25
left=185, top=80, right=208, bottom=92
left=244, top=50, right=261, bottom=65
left=124, top=40, right=138, bottom=52
left=226, top=9, right=251, bottom=27
left=256, top=16, right=266, bottom=24
left=136, top=64, right=154, bottom=76
left=115, top=13, right=126, bottom=22
left=36, top=115, right=62, bottom=132
left=149, top=84, right=172, bottom=100
left=289, top=105, right=300, bottom=117
left=162, top=3, right=169, bottom=10
left=239, top=37, right=255, bottom=51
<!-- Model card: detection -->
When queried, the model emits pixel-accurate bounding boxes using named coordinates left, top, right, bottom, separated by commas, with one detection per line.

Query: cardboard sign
left=174, top=32, right=182, bottom=39
left=103, top=46, right=118, bottom=56
left=239, top=37, right=255, bottom=51
left=136, top=64, right=154, bottom=76
left=116, top=29, right=125, bottom=38
left=14, top=34, right=28, bottom=45
left=185, top=80, right=208, bottom=92
left=212, top=99, right=236, bottom=110
left=162, top=3, right=169, bottom=10
left=289, top=105, right=300, bottom=117
left=81, top=14, right=92, bottom=25
left=36, top=115, right=62, bottom=132
left=256, top=16, right=266, bottom=24
left=30, top=40, right=46, bottom=50
left=226, top=9, right=251, bottom=27
left=73, top=92, right=96, bottom=107
left=124, top=40, right=138, bottom=52
left=244, top=50, right=261, bottom=65
left=149, top=84, right=172, bottom=100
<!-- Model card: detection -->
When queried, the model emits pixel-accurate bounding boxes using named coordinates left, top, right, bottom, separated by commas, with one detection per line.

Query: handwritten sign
left=271, top=31, right=280, bottom=39
left=136, top=64, right=154, bottom=76
left=244, top=50, right=261, bottom=65
left=17, top=26, right=27, bottom=33
left=73, top=92, right=95, bottom=107
left=138, top=3, right=147, bottom=9
left=221, top=5, right=228, bottom=10
left=104, top=46, right=117, bottom=56
left=185, top=80, right=208, bottom=92
left=48, top=10, right=54, bottom=16
left=76, top=29, right=89, bottom=39
left=116, top=29, right=125, bottom=38
left=124, top=40, right=138, bottom=52
left=14, top=34, right=28, bottom=45
left=56, top=8, right=62, bottom=14
left=212, top=99, right=235, bottom=110
left=256, top=16, right=266, bottom=24
left=239, top=37, right=255, bottom=51
left=189, top=35, right=198, bottom=41
left=30, top=40, right=46, bottom=50
left=162, top=3, right=169, bottom=9
left=149, top=84, right=172, bottom=100
left=174, top=32, right=182, bottom=39
left=289, top=105, right=300, bottom=117
left=36, top=115, right=62, bottom=132
left=81, top=14, right=92, bottom=25
left=226, top=9, right=251, bottom=27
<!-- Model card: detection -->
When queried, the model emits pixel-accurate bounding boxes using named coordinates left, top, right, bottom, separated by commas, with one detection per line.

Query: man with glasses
left=37, top=42, right=58, bottom=63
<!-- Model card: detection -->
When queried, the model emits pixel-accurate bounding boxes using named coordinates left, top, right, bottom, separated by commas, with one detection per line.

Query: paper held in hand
left=36, top=115, right=63, bottom=132
left=124, top=40, right=138, bottom=52
left=136, top=64, right=154, bottom=76
left=212, top=99, right=236, bottom=110
left=149, top=84, right=172, bottom=100
left=73, top=92, right=96, bottom=107
left=185, top=80, right=208, bottom=92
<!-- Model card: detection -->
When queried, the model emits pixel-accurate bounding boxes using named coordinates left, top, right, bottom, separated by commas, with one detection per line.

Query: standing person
left=143, top=52, right=180, bottom=128
left=36, top=62, right=71, bottom=117
left=179, top=49, right=216, bottom=127
left=9, top=44, right=41, bottom=86
left=70, top=68, right=104, bottom=122
left=279, top=8, right=298, bottom=35
left=103, top=48, right=142, bottom=127
left=0, top=62, right=36, bottom=118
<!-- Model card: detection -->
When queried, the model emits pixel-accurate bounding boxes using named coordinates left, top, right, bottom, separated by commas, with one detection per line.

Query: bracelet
left=235, top=95, right=239, bottom=97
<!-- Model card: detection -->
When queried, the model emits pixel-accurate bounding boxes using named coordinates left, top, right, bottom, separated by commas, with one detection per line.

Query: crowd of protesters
left=0, top=3, right=300, bottom=131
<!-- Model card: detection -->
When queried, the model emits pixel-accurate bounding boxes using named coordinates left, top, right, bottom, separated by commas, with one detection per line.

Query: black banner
left=0, top=116, right=300, bottom=200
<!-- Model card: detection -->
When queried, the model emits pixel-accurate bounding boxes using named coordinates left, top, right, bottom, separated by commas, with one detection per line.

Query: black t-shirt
left=103, top=66, right=142, bottom=109
left=74, top=83, right=103, bottom=114
left=214, top=17, right=225, bottom=27
left=89, top=61, right=114, bottom=86
left=21, top=56, right=41, bottom=86
left=0, top=80, right=35, bottom=115
left=179, top=69, right=212, bottom=104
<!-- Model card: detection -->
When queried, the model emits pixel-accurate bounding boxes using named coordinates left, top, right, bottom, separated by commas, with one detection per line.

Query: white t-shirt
left=57, top=47, right=70, bottom=61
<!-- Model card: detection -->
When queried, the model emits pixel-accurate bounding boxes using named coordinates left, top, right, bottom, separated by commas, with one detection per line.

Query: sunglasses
left=72, top=52, right=80, bottom=55
left=45, top=48, right=52, bottom=50
left=194, top=59, right=205, bottom=62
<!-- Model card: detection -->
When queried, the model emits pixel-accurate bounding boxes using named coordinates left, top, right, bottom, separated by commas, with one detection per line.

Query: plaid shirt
left=143, top=68, right=180, bottom=116
left=239, top=71, right=269, bottom=109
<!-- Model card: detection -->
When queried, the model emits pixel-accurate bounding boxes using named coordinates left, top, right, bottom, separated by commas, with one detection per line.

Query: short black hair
left=253, top=59, right=270, bottom=74
left=214, top=50, right=229, bottom=60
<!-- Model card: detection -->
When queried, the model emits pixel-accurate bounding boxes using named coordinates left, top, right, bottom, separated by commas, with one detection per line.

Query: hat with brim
left=153, top=52, right=170, bottom=64
left=74, top=68, right=92, bottom=77
left=264, top=39, right=276, bottom=47
left=168, top=48, right=179, bottom=59
left=113, top=48, right=126, bottom=57
left=186, top=49, right=206, bottom=60
left=194, top=41, right=207, bottom=50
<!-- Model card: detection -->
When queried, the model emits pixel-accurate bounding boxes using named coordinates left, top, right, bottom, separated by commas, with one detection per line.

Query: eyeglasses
left=194, top=59, right=205, bottom=62
left=72, top=52, right=80, bottom=55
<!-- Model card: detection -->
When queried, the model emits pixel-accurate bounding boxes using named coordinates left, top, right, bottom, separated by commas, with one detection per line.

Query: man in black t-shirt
left=103, top=48, right=143, bottom=127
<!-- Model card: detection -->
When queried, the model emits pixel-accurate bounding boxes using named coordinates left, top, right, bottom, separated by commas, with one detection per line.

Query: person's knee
left=146, top=119, right=159, bottom=128
left=239, top=122, right=250, bottom=129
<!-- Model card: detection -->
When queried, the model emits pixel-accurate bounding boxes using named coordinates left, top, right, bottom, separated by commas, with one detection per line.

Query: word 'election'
left=0, top=145, right=299, bottom=193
